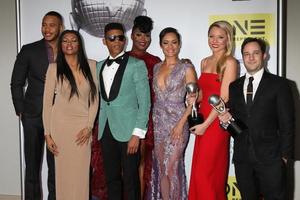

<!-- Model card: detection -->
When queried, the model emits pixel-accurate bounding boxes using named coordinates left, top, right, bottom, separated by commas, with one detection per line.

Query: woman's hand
left=189, top=123, right=208, bottom=136
left=76, top=127, right=92, bottom=146
left=45, top=135, right=58, bottom=156
left=171, top=123, right=184, bottom=144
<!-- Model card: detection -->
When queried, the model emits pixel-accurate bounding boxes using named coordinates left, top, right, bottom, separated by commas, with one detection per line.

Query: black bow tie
left=106, top=56, right=123, bottom=66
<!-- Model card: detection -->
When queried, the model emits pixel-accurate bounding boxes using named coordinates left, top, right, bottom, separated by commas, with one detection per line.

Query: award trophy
left=208, top=94, right=244, bottom=136
left=186, top=82, right=204, bottom=128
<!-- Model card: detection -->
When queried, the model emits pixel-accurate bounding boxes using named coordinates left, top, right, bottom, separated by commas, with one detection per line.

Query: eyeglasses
left=106, top=35, right=125, bottom=42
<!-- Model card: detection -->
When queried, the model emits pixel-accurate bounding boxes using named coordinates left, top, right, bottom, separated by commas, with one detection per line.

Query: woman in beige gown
left=43, top=30, right=99, bottom=200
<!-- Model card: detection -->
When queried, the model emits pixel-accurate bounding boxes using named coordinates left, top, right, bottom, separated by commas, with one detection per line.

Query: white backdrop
left=19, top=0, right=279, bottom=199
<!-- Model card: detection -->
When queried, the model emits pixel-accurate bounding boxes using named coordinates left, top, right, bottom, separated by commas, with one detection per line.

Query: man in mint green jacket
left=96, top=22, right=150, bottom=200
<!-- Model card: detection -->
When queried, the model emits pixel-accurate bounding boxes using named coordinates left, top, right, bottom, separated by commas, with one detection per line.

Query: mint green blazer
left=96, top=54, right=151, bottom=142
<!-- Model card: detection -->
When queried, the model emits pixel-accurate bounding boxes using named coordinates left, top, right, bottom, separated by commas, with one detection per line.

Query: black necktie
left=106, top=56, right=123, bottom=66
left=246, top=76, right=254, bottom=106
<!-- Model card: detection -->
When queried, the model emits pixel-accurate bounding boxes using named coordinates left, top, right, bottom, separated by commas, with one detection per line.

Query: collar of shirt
left=243, top=67, right=264, bottom=100
left=102, top=51, right=125, bottom=98
left=45, top=41, right=55, bottom=63
left=108, top=51, right=125, bottom=60
left=245, top=67, right=264, bottom=85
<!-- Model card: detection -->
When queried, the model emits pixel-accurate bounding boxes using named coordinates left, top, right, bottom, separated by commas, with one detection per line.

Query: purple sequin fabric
left=146, top=61, right=191, bottom=200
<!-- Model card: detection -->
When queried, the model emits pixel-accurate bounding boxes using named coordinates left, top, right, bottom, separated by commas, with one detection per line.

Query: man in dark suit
left=220, top=37, right=294, bottom=200
left=10, top=11, right=63, bottom=200
left=96, top=23, right=150, bottom=200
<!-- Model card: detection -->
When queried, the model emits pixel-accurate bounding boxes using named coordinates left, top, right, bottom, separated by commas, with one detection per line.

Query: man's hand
left=282, top=157, right=288, bottom=164
left=181, top=58, right=193, bottom=65
left=127, top=135, right=140, bottom=154
left=218, top=110, right=232, bottom=124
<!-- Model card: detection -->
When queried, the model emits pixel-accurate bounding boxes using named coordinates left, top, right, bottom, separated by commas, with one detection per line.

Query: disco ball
left=70, top=0, right=146, bottom=38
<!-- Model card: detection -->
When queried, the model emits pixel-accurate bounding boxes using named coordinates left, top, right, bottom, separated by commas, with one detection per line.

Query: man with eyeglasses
left=96, top=22, right=151, bottom=200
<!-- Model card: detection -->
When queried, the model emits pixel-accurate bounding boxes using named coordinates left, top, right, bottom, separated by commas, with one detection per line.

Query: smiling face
left=103, top=29, right=126, bottom=57
left=242, top=41, right=266, bottom=75
left=131, top=28, right=151, bottom=53
left=160, top=32, right=180, bottom=58
left=41, top=15, right=62, bottom=43
left=61, top=33, right=79, bottom=56
left=208, top=26, right=228, bottom=54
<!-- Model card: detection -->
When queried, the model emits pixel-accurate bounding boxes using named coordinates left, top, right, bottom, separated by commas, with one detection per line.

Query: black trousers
left=235, top=159, right=287, bottom=200
left=22, top=115, right=55, bottom=200
left=100, top=122, right=140, bottom=200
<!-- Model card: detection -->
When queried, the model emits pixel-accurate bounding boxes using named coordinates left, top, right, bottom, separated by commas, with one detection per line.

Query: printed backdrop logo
left=227, top=176, right=241, bottom=200
left=210, top=14, right=275, bottom=45
left=70, top=0, right=146, bottom=38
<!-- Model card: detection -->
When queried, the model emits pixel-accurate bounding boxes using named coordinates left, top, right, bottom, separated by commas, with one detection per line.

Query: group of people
left=10, top=10, right=294, bottom=200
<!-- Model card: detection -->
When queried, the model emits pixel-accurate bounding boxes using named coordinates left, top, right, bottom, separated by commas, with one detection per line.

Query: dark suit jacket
left=229, top=71, right=295, bottom=163
left=11, top=39, right=49, bottom=117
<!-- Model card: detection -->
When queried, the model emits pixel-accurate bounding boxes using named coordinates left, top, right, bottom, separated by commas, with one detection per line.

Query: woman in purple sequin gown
left=147, top=27, right=197, bottom=200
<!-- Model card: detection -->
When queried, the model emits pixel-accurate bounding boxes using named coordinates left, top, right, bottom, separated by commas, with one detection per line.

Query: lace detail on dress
left=146, top=61, right=192, bottom=200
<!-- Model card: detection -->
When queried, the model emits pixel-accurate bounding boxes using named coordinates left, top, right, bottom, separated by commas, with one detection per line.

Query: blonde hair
left=208, top=20, right=234, bottom=80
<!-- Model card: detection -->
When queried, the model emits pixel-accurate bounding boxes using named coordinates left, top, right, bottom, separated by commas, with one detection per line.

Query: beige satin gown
left=43, top=60, right=99, bottom=200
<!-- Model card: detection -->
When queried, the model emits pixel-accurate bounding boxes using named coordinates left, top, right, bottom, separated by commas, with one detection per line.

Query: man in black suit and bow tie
left=96, top=23, right=150, bottom=200
left=10, top=11, right=64, bottom=200
left=219, top=37, right=294, bottom=200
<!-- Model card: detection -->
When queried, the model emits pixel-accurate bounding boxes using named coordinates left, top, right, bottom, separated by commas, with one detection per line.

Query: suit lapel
left=99, top=58, right=109, bottom=101
left=252, top=71, right=269, bottom=106
left=39, top=39, right=50, bottom=74
left=108, top=53, right=129, bottom=101
left=237, top=76, right=247, bottom=105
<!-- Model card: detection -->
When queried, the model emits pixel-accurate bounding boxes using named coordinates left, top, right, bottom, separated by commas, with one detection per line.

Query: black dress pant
left=22, top=115, right=55, bottom=200
left=235, top=159, right=287, bottom=200
left=100, top=122, right=140, bottom=200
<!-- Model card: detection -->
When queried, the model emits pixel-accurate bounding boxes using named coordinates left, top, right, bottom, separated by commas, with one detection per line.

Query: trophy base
left=188, top=114, right=204, bottom=128
left=226, top=119, right=246, bottom=137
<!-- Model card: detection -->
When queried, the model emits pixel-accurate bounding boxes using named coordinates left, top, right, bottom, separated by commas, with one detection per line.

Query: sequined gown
left=147, top=61, right=191, bottom=200
left=188, top=73, right=230, bottom=200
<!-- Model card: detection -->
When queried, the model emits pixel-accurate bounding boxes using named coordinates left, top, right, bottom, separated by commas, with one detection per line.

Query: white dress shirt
left=243, top=67, right=264, bottom=102
left=102, top=52, right=125, bottom=98
left=102, top=51, right=146, bottom=139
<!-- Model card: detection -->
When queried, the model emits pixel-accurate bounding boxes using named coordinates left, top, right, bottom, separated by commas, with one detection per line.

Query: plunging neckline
left=69, top=62, right=84, bottom=86
left=72, top=69, right=84, bottom=87
left=155, top=62, right=178, bottom=92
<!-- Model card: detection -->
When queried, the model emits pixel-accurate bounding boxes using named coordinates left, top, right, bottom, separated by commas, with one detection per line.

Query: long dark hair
left=56, top=30, right=97, bottom=102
